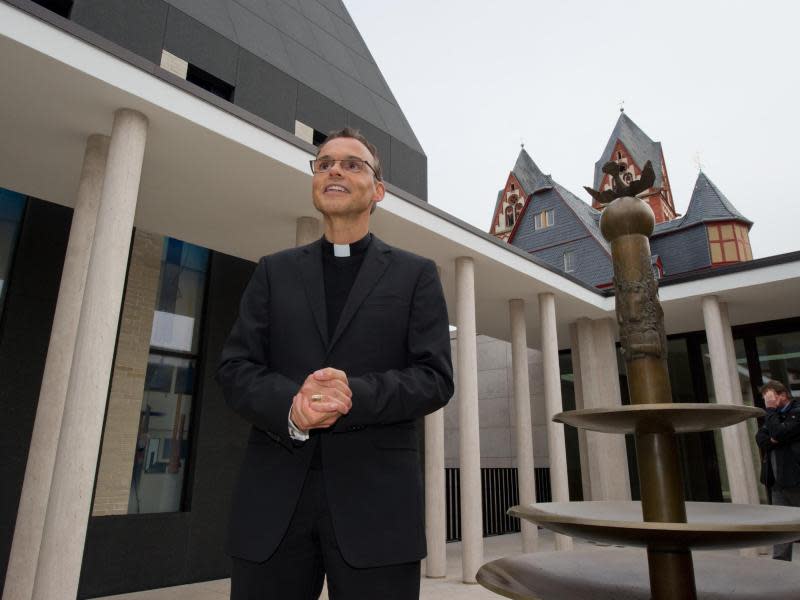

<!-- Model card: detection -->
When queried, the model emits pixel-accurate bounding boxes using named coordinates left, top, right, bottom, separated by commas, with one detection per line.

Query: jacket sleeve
left=755, top=423, right=772, bottom=452
left=333, top=260, right=453, bottom=429
left=215, top=257, right=299, bottom=445
left=764, top=406, right=800, bottom=445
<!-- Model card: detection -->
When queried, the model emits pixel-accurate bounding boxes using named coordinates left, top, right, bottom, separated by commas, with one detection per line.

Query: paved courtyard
left=92, top=531, right=788, bottom=600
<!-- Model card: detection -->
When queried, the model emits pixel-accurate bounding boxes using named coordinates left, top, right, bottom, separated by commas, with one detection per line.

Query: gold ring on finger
left=311, top=394, right=323, bottom=402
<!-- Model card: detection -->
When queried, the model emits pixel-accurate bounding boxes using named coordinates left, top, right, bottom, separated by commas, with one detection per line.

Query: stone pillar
left=455, top=257, right=482, bottom=582
left=719, top=302, right=760, bottom=505
left=32, top=109, right=148, bottom=600
left=569, top=322, right=592, bottom=501
left=2, top=135, right=109, bottom=600
left=509, top=299, right=538, bottom=552
left=296, top=216, right=319, bottom=246
left=424, top=407, right=446, bottom=577
left=701, top=295, right=752, bottom=505
left=92, top=230, right=163, bottom=516
left=572, top=318, right=631, bottom=501
left=538, top=292, right=573, bottom=551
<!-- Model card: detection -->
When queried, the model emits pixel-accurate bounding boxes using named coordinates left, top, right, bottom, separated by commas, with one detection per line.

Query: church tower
left=593, top=112, right=677, bottom=223
left=489, top=148, right=547, bottom=241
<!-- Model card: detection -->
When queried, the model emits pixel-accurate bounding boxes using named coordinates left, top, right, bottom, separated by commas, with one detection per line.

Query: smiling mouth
left=324, top=185, right=349, bottom=193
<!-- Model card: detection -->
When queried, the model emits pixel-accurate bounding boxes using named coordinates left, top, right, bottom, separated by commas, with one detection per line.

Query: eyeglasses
left=309, top=158, right=378, bottom=178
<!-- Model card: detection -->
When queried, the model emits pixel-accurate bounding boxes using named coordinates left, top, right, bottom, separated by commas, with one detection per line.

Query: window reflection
left=128, top=237, right=209, bottom=514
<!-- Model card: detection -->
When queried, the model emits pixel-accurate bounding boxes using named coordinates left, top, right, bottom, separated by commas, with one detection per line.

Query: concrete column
left=2, top=135, right=109, bottom=600
left=296, top=216, right=319, bottom=246
left=32, top=109, right=148, bottom=600
left=719, top=302, right=760, bottom=505
left=569, top=322, right=592, bottom=501
left=701, top=296, right=752, bottom=505
left=509, top=299, right=538, bottom=553
left=424, top=407, right=446, bottom=577
left=538, top=292, right=572, bottom=551
left=455, top=257, right=482, bottom=582
left=572, top=318, right=631, bottom=501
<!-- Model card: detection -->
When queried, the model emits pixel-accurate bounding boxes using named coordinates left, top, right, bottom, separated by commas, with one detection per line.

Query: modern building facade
left=1, top=1, right=799, bottom=599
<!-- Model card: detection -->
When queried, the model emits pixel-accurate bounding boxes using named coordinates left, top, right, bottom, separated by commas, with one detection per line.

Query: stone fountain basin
left=510, top=501, right=800, bottom=549
left=478, top=549, right=800, bottom=600
left=554, top=404, right=763, bottom=434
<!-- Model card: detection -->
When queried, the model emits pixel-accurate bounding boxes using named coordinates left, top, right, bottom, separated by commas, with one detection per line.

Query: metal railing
left=444, top=467, right=551, bottom=542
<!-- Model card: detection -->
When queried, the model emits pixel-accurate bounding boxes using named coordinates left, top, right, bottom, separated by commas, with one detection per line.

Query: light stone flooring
left=92, top=531, right=789, bottom=600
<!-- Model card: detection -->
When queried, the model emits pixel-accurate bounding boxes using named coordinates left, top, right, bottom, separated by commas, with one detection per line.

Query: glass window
left=756, top=332, right=800, bottom=399
left=534, top=209, right=554, bottom=230
left=0, top=188, right=26, bottom=319
left=129, top=237, right=209, bottom=514
left=563, top=250, right=575, bottom=272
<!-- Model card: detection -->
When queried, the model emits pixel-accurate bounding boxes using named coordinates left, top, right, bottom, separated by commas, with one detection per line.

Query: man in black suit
left=756, top=379, right=800, bottom=560
left=216, top=128, right=453, bottom=598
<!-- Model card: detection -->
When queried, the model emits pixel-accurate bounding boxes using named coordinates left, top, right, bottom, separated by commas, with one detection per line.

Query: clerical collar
left=321, top=233, right=372, bottom=258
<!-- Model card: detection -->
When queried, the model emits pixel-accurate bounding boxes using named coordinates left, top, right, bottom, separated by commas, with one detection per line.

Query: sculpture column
left=572, top=318, right=631, bottom=501
left=509, top=299, right=538, bottom=552
left=3, top=135, right=109, bottom=600
left=456, top=257, right=483, bottom=582
left=32, top=109, right=148, bottom=600
left=296, top=215, right=320, bottom=246
left=701, top=295, right=752, bottom=507
left=538, top=292, right=573, bottom=551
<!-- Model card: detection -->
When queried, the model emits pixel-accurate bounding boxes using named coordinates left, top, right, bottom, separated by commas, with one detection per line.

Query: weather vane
left=694, top=152, right=704, bottom=172
left=619, top=99, right=625, bottom=113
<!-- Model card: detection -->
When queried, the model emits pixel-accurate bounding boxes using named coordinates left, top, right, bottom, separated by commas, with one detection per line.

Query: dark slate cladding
left=510, top=183, right=612, bottom=287
left=70, top=0, right=169, bottom=64
left=235, top=49, right=298, bottom=131
left=48, top=0, right=428, bottom=200
left=296, top=83, right=347, bottom=136
left=389, top=138, right=428, bottom=201
left=651, top=224, right=711, bottom=276
left=163, top=6, right=239, bottom=85
left=594, top=113, right=664, bottom=190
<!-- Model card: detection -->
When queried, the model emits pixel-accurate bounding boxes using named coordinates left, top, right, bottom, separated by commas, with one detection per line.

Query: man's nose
left=327, top=160, right=345, bottom=176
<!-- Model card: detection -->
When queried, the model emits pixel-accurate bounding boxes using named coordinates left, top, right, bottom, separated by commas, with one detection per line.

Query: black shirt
left=321, top=233, right=371, bottom=341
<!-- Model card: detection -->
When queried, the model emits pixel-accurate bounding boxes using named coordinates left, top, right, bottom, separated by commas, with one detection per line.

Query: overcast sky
left=346, top=0, right=799, bottom=259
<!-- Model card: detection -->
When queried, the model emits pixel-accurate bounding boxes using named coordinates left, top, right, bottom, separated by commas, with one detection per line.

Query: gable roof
left=594, top=112, right=664, bottom=189
left=551, top=182, right=610, bottom=253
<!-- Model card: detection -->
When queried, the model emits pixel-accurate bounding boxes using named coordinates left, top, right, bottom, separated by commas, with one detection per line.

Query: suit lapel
left=328, top=236, right=391, bottom=352
left=297, top=240, right=329, bottom=346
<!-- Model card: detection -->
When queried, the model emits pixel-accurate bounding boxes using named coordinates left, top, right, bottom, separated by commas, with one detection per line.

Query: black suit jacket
left=756, top=399, right=800, bottom=489
left=216, top=236, right=453, bottom=567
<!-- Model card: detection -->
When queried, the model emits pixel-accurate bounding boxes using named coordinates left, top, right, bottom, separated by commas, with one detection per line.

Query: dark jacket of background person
left=216, top=236, right=453, bottom=568
left=756, top=398, right=800, bottom=488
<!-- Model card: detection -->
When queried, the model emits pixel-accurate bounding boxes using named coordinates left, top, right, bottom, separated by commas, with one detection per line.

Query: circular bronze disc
left=510, top=501, right=800, bottom=550
left=478, top=549, right=800, bottom=600
left=553, top=404, right=762, bottom=434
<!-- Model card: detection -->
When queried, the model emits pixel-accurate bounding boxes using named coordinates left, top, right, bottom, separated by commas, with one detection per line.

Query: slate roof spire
left=593, top=112, right=665, bottom=190
left=682, top=171, right=752, bottom=227
left=512, top=148, right=547, bottom=194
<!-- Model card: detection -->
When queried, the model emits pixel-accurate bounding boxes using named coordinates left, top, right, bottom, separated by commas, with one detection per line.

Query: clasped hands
left=290, top=367, right=352, bottom=433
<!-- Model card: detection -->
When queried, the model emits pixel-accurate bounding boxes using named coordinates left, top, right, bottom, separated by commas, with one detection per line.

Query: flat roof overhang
left=1, top=2, right=798, bottom=351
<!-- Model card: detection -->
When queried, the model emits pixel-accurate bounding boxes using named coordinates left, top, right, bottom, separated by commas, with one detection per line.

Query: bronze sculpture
left=477, top=162, right=800, bottom=599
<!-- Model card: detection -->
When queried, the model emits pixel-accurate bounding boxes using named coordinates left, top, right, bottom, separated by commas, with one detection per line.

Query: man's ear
left=373, top=180, right=386, bottom=204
